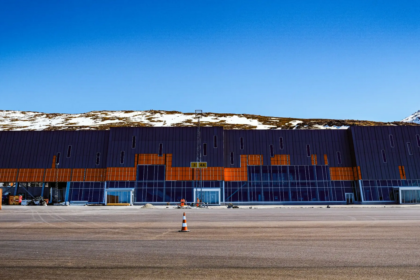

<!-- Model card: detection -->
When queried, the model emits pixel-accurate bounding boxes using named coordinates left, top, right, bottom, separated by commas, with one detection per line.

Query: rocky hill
left=0, top=110, right=418, bottom=131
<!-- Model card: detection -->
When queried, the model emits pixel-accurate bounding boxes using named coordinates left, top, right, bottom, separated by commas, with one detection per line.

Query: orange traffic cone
left=179, top=212, right=190, bottom=232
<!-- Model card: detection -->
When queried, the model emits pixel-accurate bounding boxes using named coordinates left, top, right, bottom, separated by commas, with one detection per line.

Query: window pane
left=389, top=134, right=394, bottom=148
left=132, top=136, right=136, bottom=148
left=159, top=143, right=163, bottom=156
left=382, top=150, right=387, bottom=163
left=407, top=142, right=413, bottom=155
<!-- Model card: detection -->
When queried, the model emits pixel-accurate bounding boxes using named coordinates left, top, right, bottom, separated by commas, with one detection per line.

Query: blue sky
left=0, top=1, right=419, bottom=122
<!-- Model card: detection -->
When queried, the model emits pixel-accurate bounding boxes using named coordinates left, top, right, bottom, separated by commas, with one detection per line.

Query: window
left=407, top=142, right=413, bottom=155
left=203, top=143, right=207, bottom=156
left=270, top=145, right=274, bottom=157
left=214, top=135, right=217, bottom=148
left=67, top=145, right=72, bottom=158
left=417, top=135, right=420, bottom=147
left=158, top=143, right=163, bottom=156
left=56, top=153, right=61, bottom=165
left=279, top=137, right=284, bottom=150
left=337, top=152, right=342, bottom=164
left=306, top=145, right=311, bottom=157
left=389, top=134, right=394, bottom=148
left=120, top=151, right=125, bottom=164
left=381, top=150, right=387, bottom=163
left=96, top=153, right=100, bottom=165
left=132, top=136, right=136, bottom=149
left=230, top=152, right=234, bottom=165
left=240, top=137, right=244, bottom=150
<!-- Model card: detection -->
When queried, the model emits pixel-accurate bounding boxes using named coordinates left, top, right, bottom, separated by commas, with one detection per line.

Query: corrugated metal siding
left=1, top=127, right=419, bottom=182
left=223, top=130, right=353, bottom=168
left=106, top=127, right=223, bottom=168
left=350, top=126, right=420, bottom=180
left=0, top=131, right=109, bottom=169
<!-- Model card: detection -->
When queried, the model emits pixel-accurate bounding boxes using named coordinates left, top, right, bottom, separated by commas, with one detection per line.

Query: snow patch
left=402, top=110, right=420, bottom=124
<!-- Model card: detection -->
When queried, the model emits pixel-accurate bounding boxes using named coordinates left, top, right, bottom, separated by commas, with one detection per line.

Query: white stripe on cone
left=182, top=223, right=187, bottom=227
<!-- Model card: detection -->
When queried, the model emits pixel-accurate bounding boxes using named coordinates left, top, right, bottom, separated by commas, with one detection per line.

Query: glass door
left=194, top=188, right=220, bottom=205
left=106, top=189, right=134, bottom=205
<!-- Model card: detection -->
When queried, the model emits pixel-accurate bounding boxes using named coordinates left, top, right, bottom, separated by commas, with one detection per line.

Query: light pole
left=55, top=162, right=59, bottom=204
left=195, top=110, right=203, bottom=206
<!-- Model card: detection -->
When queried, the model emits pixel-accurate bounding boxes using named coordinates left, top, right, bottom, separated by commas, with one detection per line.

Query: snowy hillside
left=402, top=110, right=420, bottom=124
left=0, top=110, right=417, bottom=131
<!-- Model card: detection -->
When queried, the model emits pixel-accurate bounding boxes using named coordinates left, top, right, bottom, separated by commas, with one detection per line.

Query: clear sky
left=0, top=1, right=419, bottom=122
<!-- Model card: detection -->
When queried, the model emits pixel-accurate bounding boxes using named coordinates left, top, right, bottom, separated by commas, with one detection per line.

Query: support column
left=14, top=182, right=19, bottom=196
left=65, top=182, right=71, bottom=204
left=104, top=181, right=107, bottom=205
left=358, top=180, right=364, bottom=203
left=222, top=181, right=225, bottom=204
left=41, top=182, right=45, bottom=197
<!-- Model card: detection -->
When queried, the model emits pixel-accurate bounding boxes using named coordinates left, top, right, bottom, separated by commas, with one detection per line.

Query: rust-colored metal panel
left=248, top=155, right=263, bottom=166
left=0, top=169, right=18, bottom=182
left=17, top=169, right=45, bottom=182
left=137, top=154, right=166, bottom=165
left=44, top=168, right=71, bottom=182
left=51, top=156, right=56, bottom=169
left=192, top=167, right=224, bottom=181
left=85, top=168, right=106, bottom=182
left=106, top=167, right=136, bottom=181
left=398, top=166, right=407, bottom=180
left=311, top=155, right=318, bottom=165
left=224, top=155, right=247, bottom=181
left=330, top=167, right=355, bottom=181
left=71, top=169, right=85, bottom=182
left=270, top=155, right=290, bottom=166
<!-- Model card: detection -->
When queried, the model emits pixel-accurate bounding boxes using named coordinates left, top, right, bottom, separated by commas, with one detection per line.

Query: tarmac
left=1, top=205, right=420, bottom=279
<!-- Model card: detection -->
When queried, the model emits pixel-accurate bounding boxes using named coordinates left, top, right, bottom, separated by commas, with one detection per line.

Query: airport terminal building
left=1, top=126, right=420, bottom=205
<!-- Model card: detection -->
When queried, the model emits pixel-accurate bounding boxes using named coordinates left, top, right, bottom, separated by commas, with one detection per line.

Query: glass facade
left=64, top=165, right=364, bottom=204
left=107, top=190, right=132, bottom=204
left=401, top=189, right=420, bottom=204
left=225, top=166, right=355, bottom=203
left=104, top=181, right=222, bottom=204
left=69, top=182, right=104, bottom=203
left=361, top=180, right=420, bottom=202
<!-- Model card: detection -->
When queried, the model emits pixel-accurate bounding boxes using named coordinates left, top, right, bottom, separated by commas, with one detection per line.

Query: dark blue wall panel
left=105, top=127, right=224, bottom=168
left=0, top=131, right=109, bottom=169
left=1, top=126, right=420, bottom=183
left=350, top=126, right=420, bottom=180
left=223, top=130, right=353, bottom=168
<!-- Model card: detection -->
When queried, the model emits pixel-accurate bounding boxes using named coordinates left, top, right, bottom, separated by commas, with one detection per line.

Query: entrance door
left=345, top=193, right=355, bottom=204
left=106, top=188, right=134, bottom=205
left=194, top=188, right=221, bottom=205
left=50, top=183, right=67, bottom=203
